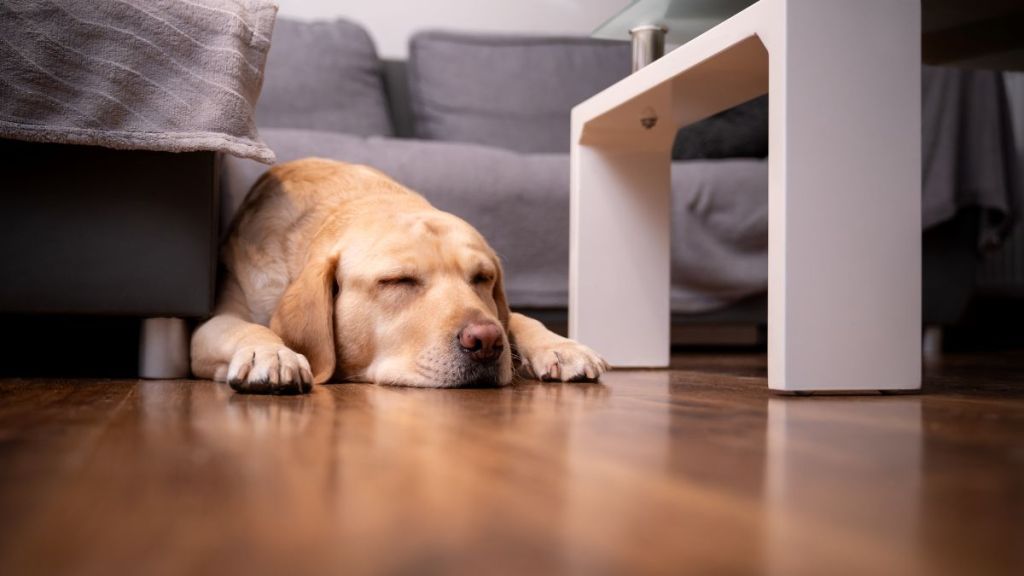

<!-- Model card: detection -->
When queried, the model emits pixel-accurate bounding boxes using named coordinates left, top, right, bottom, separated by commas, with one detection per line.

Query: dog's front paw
left=519, top=338, right=610, bottom=382
left=226, top=345, right=314, bottom=395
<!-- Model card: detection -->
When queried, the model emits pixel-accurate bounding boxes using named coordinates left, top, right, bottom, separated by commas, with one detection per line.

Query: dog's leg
left=508, top=312, right=609, bottom=382
left=191, top=278, right=314, bottom=394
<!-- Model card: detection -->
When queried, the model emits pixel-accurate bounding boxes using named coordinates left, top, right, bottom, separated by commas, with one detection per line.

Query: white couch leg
left=922, top=325, right=944, bottom=358
left=139, top=317, right=189, bottom=379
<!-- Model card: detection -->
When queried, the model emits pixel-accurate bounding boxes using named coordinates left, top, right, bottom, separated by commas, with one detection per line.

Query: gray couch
left=223, top=18, right=1017, bottom=337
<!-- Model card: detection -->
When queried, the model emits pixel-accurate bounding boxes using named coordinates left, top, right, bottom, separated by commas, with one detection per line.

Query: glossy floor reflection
left=0, top=353, right=1021, bottom=576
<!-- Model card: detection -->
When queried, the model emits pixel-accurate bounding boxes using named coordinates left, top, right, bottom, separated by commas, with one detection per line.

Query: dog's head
left=270, top=210, right=513, bottom=387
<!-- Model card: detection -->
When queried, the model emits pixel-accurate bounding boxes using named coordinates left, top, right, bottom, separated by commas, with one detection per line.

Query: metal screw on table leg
left=630, top=24, right=666, bottom=72
left=139, top=317, right=189, bottom=379
left=640, top=106, right=658, bottom=129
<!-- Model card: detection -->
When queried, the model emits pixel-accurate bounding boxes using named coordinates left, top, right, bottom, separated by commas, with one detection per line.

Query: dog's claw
left=547, top=363, right=560, bottom=381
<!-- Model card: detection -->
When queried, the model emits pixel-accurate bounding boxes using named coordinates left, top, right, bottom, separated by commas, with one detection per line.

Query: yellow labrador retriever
left=191, top=158, right=608, bottom=393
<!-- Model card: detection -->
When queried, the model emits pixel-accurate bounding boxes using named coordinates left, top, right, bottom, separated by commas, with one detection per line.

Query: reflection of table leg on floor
left=765, top=397, right=924, bottom=573
left=570, top=0, right=922, bottom=391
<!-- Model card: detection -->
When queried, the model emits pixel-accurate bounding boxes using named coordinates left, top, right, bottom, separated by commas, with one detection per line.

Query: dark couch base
left=0, top=140, right=219, bottom=317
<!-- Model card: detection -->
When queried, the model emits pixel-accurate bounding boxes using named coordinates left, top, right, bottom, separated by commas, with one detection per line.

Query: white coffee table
left=570, top=0, right=922, bottom=392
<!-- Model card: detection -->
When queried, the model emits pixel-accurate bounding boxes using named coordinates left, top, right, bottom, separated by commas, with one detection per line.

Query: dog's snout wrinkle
left=457, top=321, right=503, bottom=364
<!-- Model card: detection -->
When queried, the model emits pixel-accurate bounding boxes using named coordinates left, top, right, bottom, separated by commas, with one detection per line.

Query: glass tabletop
left=593, top=0, right=757, bottom=44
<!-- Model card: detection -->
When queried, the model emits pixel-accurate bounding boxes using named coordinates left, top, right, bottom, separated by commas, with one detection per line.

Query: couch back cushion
left=408, top=32, right=630, bottom=153
left=256, top=18, right=393, bottom=136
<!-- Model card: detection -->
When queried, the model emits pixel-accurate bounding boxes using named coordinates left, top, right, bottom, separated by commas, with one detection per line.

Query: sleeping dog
left=191, top=158, right=608, bottom=393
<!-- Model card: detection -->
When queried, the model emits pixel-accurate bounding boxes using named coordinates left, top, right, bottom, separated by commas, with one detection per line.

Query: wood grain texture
left=0, top=353, right=1022, bottom=576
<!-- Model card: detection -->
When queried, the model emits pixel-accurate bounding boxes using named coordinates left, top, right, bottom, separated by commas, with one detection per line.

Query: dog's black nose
left=457, top=322, right=504, bottom=363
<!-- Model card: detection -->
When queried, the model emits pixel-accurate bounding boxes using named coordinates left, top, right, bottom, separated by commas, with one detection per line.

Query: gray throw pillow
left=256, top=18, right=393, bottom=136
left=408, top=32, right=631, bottom=153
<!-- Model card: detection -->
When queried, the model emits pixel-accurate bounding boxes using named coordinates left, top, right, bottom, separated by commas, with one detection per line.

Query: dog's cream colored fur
left=191, top=158, right=607, bottom=393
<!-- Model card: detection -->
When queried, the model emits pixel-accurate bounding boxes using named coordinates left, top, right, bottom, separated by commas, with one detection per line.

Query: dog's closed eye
left=470, top=272, right=493, bottom=285
left=378, top=275, right=421, bottom=288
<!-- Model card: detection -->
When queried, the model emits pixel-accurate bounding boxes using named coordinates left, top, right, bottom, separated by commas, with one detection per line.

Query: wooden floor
left=1, top=352, right=1022, bottom=576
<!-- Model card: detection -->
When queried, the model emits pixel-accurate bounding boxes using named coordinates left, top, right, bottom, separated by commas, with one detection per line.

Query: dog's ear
left=492, top=258, right=511, bottom=330
left=270, top=251, right=339, bottom=384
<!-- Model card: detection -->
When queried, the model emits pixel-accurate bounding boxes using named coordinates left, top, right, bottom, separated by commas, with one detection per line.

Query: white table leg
left=570, top=140, right=672, bottom=368
left=570, top=0, right=922, bottom=390
left=766, top=0, right=921, bottom=391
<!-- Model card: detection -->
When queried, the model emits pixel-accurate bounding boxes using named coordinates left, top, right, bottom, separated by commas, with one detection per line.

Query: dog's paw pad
left=226, top=345, right=314, bottom=395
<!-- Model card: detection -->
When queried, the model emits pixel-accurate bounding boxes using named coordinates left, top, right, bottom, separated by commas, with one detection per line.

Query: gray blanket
left=0, top=0, right=277, bottom=163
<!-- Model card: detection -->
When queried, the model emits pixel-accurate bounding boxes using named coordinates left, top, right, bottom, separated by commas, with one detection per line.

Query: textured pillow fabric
left=672, top=95, right=769, bottom=160
left=408, top=32, right=630, bottom=153
left=256, top=18, right=393, bottom=136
